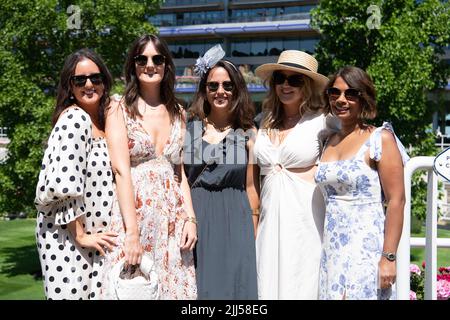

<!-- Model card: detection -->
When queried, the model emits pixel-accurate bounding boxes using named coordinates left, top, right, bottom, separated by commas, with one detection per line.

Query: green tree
left=0, top=0, right=161, bottom=217
left=311, top=0, right=450, bottom=220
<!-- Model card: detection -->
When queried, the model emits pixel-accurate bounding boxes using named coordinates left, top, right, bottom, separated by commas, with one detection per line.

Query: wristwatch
left=381, top=251, right=396, bottom=262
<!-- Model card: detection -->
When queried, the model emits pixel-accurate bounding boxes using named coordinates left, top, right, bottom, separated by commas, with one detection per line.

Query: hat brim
left=255, top=63, right=329, bottom=90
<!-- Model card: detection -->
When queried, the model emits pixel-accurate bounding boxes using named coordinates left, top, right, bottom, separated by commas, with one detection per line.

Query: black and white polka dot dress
left=35, top=107, right=114, bottom=300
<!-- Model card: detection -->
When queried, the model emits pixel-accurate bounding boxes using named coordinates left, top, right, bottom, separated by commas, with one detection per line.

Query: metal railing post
left=424, top=169, right=438, bottom=299
left=397, top=156, right=435, bottom=300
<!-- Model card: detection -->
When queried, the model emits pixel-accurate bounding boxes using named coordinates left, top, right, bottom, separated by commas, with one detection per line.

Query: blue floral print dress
left=314, top=122, right=409, bottom=300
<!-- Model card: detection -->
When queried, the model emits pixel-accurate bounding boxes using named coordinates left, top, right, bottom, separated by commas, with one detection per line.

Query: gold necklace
left=205, top=117, right=232, bottom=132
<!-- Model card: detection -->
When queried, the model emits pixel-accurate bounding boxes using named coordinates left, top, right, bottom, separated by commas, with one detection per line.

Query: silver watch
left=381, top=251, right=396, bottom=262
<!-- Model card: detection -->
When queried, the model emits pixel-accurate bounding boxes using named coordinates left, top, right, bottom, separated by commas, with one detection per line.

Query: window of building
left=169, top=40, right=220, bottom=62
left=231, top=37, right=318, bottom=57
left=149, top=13, right=176, bottom=26
left=268, top=39, right=283, bottom=56
left=232, top=40, right=251, bottom=57
left=300, top=38, right=319, bottom=53
left=251, top=40, right=267, bottom=56
left=284, top=38, right=300, bottom=50
left=154, top=10, right=224, bottom=26
left=230, top=5, right=312, bottom=22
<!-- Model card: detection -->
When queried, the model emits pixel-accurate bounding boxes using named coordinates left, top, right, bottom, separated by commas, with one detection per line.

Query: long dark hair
left=53, top=48, right=113, bottom=129
left=123, top=34, right=181, bottom=121
left=324, top=66, right=377, bottom=120
left=189, top=60, right=255, bottom=130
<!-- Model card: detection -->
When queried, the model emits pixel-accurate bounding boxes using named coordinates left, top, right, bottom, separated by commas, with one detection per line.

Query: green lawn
left=0, top=219, right=448, bottom=300
left=0, top=219, right=44, bottom=300
left=410, top=224, right=450, bottom=269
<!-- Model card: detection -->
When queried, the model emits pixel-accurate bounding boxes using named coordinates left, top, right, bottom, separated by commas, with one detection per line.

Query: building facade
left=153, top=0, right=319, bottom=106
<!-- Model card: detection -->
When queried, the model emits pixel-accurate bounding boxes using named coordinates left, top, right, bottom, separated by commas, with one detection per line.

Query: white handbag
left=109, top=254, right=160, bottom=300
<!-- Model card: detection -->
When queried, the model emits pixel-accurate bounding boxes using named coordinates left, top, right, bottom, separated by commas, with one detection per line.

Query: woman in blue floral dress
left=315, top=66, right=409, bottom=300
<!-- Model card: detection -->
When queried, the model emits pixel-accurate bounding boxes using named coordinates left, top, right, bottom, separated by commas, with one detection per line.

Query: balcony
left=159, top=19, right=312, bottom=37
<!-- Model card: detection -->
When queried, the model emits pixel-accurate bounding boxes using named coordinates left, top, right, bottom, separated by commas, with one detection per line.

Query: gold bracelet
left=184, top=216, right=197, bottom=225
left=251, top=208, right=260, bottom=216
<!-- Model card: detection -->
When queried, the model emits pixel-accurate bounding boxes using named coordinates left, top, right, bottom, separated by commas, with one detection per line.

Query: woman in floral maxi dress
left=100, top=35, right=197, bottom=299
left=315, top=66, right=409, bottom=300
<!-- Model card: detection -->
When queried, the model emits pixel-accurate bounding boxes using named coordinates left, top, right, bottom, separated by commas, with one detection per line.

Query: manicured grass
left=410, top=225, right=450, bottom=268
left=0, top=219, right=45, bottom=300
left=0, top=219, right=448, bottom=300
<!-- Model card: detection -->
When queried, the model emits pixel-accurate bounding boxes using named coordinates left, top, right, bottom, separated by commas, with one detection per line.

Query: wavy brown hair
left=122, top=34, right=181, bottom=122
left=189, top=60, right=255, bottom=130
left=324, top=66, right=377, bottom=120
left=53, top=48, right=113, bottom=129
left=261, top=72, right=323, bottom=131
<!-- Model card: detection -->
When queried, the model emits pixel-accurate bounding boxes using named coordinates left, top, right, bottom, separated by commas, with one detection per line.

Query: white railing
left=438, top=202, right=450, bottom=221
left=0, top=127, right=7, bottom=138
left=435, top=131, right=450, bottom=150
left=397, top=156, right=450, bottom=300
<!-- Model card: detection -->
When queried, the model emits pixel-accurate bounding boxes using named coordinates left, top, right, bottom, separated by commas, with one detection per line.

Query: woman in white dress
left=253, top=50, right=339, bottom=299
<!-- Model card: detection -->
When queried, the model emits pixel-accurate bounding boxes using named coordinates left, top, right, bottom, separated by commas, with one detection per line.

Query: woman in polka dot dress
left=100, top=34, right=197, bottom=300
left=35, top=49, right=118, bottom=300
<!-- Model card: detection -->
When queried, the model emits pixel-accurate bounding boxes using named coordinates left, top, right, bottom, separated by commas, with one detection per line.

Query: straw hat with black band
left=255, top=50, right=329, bottom=90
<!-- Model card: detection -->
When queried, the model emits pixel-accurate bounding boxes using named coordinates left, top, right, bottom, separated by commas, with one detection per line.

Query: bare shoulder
left=380, top=128, right=397, bottom=145
left=108, top=97, right=122, bottom=114
left=378, top=128, right=403, bottom=164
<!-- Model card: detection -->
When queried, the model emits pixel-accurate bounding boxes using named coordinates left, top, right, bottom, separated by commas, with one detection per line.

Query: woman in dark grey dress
left=184, top=45, right=259, bottom=299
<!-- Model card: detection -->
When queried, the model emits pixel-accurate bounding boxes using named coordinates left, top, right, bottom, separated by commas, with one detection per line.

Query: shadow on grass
left=0, top=244, right=42, bottom=279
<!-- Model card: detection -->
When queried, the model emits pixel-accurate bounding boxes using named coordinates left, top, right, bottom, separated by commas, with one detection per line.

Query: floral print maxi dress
left=100, top=103, right=197, bottom=300
left=314, top=123, right=409, bottom=300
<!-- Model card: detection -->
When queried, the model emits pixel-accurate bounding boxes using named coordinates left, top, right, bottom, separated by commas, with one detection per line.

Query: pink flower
left=437, top=274, right=450, bottom=282
left=436, top=279, right=450, bottom=300
left=410, top=290, right=417, bottom=300
left=410, top=264, right=421, bottom=275
left=422, top=261, right=426, bottom=269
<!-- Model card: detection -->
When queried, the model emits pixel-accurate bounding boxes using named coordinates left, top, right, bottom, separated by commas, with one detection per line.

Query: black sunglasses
left=206, top=81, right=234, bottom=92
left=134, top=54, right=166, bottom=67
left=71, top=73, right=104, bottom=87
left=272, top=71, right=305, bottom=87
left=326, top=87, right=362, bottom=101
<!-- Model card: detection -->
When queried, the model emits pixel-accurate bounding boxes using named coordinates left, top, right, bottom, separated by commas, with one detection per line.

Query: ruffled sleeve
left=369, top=122, right=410, bottom=165
left=34, top=107, right=92, bottom=226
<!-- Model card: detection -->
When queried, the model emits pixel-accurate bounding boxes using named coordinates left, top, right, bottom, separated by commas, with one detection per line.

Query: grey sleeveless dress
left=184, top=120, right=258, bottom=300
